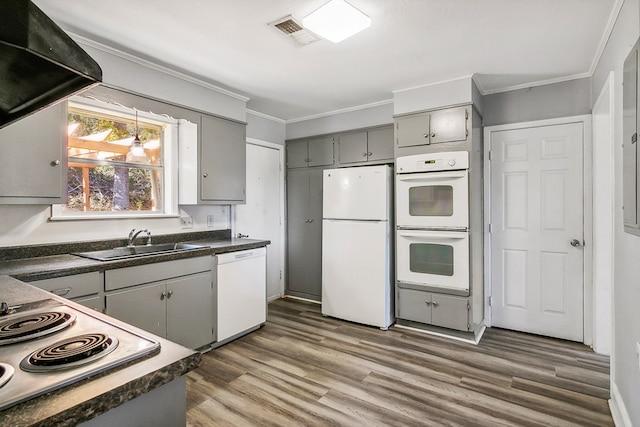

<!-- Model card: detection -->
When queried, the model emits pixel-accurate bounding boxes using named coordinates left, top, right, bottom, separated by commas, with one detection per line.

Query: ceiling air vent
left=269, top=15, right=320, bottom=46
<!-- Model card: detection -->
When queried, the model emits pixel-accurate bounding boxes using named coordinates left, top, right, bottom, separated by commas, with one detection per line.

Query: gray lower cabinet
left=287, top=137, right=334, bottom=168
left=338, top=127, right=393, bottom=164
left=27, top=271, right=104, bottom=312
left=104, top=256, right=214, bottom=349
left=286, top=168, right=323, bottom=300
left=0, top=102, right=66, bottom=204
left=397, top=287, right=470, bottom=332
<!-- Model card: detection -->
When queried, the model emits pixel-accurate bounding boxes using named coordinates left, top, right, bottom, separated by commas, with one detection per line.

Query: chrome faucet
left=127, top=228, right=152, bottom=247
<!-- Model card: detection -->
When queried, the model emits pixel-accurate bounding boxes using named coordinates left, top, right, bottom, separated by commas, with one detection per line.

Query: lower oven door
left=396, top=229, right=469, bottom=295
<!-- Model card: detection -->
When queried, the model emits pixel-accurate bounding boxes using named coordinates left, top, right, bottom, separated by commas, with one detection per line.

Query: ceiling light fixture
left=126, top=109, right=149, bottom=163
left=303, top=0, right=370, bottom=43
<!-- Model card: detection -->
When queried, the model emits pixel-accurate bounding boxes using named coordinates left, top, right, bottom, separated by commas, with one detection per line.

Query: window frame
left=51, top=96, right=179, bottom=220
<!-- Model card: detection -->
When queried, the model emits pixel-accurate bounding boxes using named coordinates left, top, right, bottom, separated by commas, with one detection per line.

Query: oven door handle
left=397, top=230, right=468, bottom=240
left=396, top=171, right=467, bottom=181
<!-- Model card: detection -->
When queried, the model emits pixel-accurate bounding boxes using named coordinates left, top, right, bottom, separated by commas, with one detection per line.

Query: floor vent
left=269, top=15, right=320, bottom=46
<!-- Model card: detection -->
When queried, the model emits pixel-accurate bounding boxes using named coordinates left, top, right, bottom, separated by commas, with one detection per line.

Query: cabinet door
left=106, top=282, right=166, bottom=338
left=308, top=136, right=334, bottom=167
left=367, top=127, right=394, bottom=162
left=338, top=131, right=368, bottom=164
left=397, top=287, right=431, bottom=323
left=431, top=294, right=469, bottom=331
left=0, top=102, right=66, bottom=202
left=286, top=168, right=323, bottom=301
left=166, top=272, right=214, bottom=349
left=395, top=112, right=430, bottom=148
left=287, top=169, right=312, bottom=298
left=200, top=114, right=246, bottom=203
left=429, top=107, right=468, bottom=145
left=287, top=140, right=309, bottom=169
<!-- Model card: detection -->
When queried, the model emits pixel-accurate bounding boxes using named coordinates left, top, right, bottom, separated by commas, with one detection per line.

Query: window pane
left=63, top=165, right=162, bottom=213
left=409, top=185, right=453, bottom=217
left=62, top=104, right=165, bottom=214
left=409, top=243, right=454, bottom=276
left=67, top=108, right=162, bottom=167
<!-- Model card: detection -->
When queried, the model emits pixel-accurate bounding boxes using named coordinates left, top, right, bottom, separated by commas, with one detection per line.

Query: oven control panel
left=396, top=151, right=469, bottom=173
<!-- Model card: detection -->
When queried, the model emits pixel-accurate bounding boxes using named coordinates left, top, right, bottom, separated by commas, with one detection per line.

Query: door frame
left=483, top=115, right=593, bottom=345
left=237, top=137, right=286, bottom=300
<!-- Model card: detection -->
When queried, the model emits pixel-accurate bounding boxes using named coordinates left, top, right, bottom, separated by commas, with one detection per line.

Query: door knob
left=570, top=239, right=581, bottom=247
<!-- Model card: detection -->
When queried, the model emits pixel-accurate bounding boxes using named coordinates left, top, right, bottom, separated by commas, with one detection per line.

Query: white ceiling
left=33, top=0, right=618, bottom=121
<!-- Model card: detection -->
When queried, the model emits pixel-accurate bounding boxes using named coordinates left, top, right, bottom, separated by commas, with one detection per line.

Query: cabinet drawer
left=75, top=294, right=105, bottom=312
left=29, top=271, right=102, bottom=299
left=105, top=256, right=212, bottom=291
left=397, top=287, right=432, bottom=324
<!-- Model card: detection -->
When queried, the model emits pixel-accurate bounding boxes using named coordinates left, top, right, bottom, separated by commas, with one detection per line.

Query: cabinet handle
left=368, top=152, right=372, bottom=156
left=431, top=133, right=436, bottom=138
left=51, top=160, right=60, bottom=166
left=432, top=301, right=439, bottom=307
left=425, top=301, right=431, bottom=306
left=51, top=287, right=71, bottom=296
left=203, top=173, right=208, bottom=178
left=160, top=291, right=167, bottom=300
left=308, top=219, right=313, bottom=223
left=362, top=152, right=367, bottom=157
left=167, top=290, right=174, bottom=298
left=423, top=133, right=429, bottom=139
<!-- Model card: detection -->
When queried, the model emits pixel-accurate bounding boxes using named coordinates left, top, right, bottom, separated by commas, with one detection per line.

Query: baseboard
left=267, top=294, right=282, bottom=303
left=282, top=295, right=321, bottom=304
left=609, top=381, right=633, bottom=427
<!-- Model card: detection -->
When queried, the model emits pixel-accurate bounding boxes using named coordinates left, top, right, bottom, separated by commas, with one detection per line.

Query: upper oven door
left=396, top=170, right=469, bottom=229
left=396, top=229, right=469, bottom=295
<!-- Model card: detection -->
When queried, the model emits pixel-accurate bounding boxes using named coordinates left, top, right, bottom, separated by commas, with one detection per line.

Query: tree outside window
left=64, top=106, right=164, bottom=214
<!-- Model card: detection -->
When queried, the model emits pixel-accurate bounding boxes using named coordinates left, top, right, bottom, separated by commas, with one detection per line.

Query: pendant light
left=126, top=109, right=149, bottom=163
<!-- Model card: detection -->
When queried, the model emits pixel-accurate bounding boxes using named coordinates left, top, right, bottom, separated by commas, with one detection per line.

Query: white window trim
left=51, top=96, right=180, bottom=220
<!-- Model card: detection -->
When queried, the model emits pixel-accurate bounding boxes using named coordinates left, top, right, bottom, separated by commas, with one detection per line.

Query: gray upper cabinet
left=396, top=106, right=469, bottom=148
left=0, top=103, right=66, bottom=204
left=201, top=114, right=246, bottom=203
left=338, top=127, right=393, bottom=164
left=287, top=136, right=334, bottom=168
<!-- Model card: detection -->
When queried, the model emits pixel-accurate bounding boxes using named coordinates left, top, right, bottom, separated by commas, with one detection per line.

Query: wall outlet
left=180, top=216, right=193, bottom=229
left=207, top=215, right=215, bottom=227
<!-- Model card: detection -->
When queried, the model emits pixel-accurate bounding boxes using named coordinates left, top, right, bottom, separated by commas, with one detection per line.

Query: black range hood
left=0, top=0, right=102, bottom=129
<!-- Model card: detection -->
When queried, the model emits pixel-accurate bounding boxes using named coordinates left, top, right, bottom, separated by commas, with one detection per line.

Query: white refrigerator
left=321, top=165, right=394, bottom=329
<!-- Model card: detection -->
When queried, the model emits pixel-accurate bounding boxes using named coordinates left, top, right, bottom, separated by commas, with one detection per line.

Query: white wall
left=247, top=110, right=285, bottom=145
left=590, top=0, right=640, bottom=425
left=483, top=78, right=592, bottom=127
left=285, top=101, right=393, bottom=140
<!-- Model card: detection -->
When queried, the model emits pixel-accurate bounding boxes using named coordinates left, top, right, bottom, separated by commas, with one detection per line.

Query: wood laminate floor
left=186, top=298, right=612, bottom=426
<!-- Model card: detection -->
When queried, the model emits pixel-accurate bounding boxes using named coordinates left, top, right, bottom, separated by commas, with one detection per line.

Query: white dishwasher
left=216, top=247, right=267, bottom=344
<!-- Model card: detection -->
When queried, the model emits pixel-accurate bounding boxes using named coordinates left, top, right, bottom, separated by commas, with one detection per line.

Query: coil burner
left=20, top=333, right=119, bottom=373
left=0, top=363, right=15, bottom=388
left=0, top=312, right=76, bottom=345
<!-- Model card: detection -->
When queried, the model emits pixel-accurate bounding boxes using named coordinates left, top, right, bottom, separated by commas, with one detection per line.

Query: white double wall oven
left=396, top=151, right=470, bottom=296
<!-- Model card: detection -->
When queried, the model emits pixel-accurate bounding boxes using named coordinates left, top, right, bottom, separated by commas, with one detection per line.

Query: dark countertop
left=0, top=276, right=201, bottom=426
left=0, top=236, right=270, bottom=282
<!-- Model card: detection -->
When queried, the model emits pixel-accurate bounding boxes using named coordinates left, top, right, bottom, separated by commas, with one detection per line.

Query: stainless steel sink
left=72, top=243, right=205, bottom=261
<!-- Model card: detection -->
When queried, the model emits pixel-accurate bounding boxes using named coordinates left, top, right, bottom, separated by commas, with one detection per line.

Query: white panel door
left=490, top=122, right=584, bottom=341
left=323, top=166, right=390, bottom=221
left=234, top=143, right=282, bottom=299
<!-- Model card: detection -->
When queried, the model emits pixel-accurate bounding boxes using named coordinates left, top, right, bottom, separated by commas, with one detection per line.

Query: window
left=52, top=98, right=178, bottom=218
